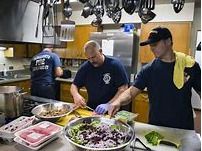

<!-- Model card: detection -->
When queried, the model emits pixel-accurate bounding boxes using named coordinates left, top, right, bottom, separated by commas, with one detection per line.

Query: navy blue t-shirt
left=133, top=58, right=201, bottom=130
left=73, top=56, right=129, bottom=109
left=30, top=50, right=61, bottom=85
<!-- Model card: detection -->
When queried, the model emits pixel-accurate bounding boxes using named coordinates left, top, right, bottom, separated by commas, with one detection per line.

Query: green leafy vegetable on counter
left=145, top=131, right=164, bottom=146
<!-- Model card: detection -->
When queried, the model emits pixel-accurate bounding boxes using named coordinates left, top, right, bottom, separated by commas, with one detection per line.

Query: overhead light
left=0, top=47, right=6, bottom=51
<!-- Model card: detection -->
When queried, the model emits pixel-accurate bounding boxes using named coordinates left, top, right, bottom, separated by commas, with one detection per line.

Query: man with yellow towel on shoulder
left=108, top=27, right=201, bottom=130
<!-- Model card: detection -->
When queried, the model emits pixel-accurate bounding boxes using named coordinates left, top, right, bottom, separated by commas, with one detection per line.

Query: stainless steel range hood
left=0, top=0, right=59, bottom=44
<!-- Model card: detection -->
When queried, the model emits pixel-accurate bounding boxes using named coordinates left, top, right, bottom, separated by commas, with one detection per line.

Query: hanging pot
left=122, top=0, right=137, bottom=15
left=63, top=0, right=72, bottom=18
left=63, top=7, right=72, bottom=18
left=112, top=7, right=122, bottom=23
left=135, top=0, right=143, bottom=13
left=0, top=86, right=27, bottom=119
left=105, top=0, right=119, bottom=18
left=93, top=0, right=104, bottom=17
left=81, top=2, right=94, bottom=18
left=172, top=0, right=185, bottom=13
left=138, top=8, right=156, bottom=24
left=79, top=0, right=89, bottom=4
left=91, top=17, right=102, bottom=27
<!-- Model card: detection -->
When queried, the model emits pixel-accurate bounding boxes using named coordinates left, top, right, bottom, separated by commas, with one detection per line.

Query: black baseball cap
left=140, top=27, right=172, bottom=46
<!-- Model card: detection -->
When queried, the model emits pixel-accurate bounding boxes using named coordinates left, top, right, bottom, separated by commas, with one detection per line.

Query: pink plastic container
left=15, top=121, right=63, bottom=147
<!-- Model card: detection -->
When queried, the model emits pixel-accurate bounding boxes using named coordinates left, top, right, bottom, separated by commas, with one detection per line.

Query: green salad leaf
left=145, top=131, right=164, bottom=146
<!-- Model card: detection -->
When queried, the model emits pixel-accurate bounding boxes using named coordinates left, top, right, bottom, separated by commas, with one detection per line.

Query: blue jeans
left=31, top=84, right=56, bottom=99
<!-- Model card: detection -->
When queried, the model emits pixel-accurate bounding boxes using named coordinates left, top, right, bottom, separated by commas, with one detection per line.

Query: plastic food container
left=114, top=110, right=138, bottom=124
left=15, top=121, right=63, bottom=147
left=0, top=116, right=35, bottom=141
left=14, top=135, right=58, bottom=150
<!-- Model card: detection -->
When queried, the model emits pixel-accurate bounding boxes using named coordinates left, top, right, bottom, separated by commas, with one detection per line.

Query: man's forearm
left=108, top=84, right=128, bottom=104
left=70, top=84, right=80, bottom=99
left=112, top=86, right=142, bottom=106
left=111, top=87, right=132, bottom=106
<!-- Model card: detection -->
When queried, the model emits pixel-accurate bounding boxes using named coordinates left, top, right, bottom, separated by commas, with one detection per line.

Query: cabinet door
left=4, top=44, right=27, bottom=58
left=132, top=92, right=149, bottom=123
left=75, top=25, right=98, bottom=59
left=60, top=82, right=88, bottom=103
left=27, top=44, right=42, bottom=57
left=65, top=25, right=99, bottom=59
left=60, top=82, right=74, bottom=102
left=14, top=44, right=28, bottom=58
left=53, top=48, right=66, bottom=58
left=139, top=22, right=192, bottom=63
left=1, top=80, right=31, bottom=93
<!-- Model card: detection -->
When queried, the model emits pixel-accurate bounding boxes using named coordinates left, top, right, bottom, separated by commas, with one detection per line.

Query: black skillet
left=81, top=1, right=94, bottom=18
left=138, top=0, right=156, bottom=24
left=105, top=0, right=119, bottom=18
left=63, top=0, right=72, bottom=18
left=93, top=0, right=104, bottom=17
left=79, top=0, right=89, bottom=4
left=173, top=0, right=185, bottom=13
left=112, top=6, right=122, bottom=23
left=122, top=0, right=137, bottom=15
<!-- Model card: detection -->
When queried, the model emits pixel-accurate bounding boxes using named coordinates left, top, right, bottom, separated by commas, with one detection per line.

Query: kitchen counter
left=0, top=76, right=74, bottom=85
left=56, top=77, right=74, bottom=83
left=0, top=122, right=200, bottom=151
left=0, top=76, right=30, bottom=84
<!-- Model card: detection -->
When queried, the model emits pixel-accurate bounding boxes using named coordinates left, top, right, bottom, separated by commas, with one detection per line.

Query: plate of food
left=31, top=102, right=73, bottom=122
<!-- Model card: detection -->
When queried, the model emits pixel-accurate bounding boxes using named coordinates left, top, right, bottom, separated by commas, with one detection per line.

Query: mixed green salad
left=67, top=120, right=130, bottom=148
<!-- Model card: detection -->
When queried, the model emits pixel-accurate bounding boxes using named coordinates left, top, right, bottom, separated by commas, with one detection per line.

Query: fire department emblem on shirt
left=103, top=73, right=111, bottom=84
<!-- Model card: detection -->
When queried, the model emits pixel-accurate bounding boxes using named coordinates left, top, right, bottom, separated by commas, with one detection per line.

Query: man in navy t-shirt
left=30, top=45, right=63, bottom=99
left=108, top=27, right=201, bottom=130
left=71, top=40, right=129, bottom=114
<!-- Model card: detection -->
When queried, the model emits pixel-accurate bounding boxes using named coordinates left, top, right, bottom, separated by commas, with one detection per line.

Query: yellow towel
left=173, top=51, right=195, bottom=89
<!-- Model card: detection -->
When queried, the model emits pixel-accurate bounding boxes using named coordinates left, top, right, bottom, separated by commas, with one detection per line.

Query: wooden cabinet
left=65, top=25, right=101, bottom=59
left=132, top=92, right=149, bottom=123
left=60, top=82, right=73, bottom=102
left=0, top=80, right=31, bottom=93
left=53, top=48, right=66, bottom=58
left=4, top=44, right=42, bottom=58
left=27, top=44, right=42, bottom=58
left=60, top=82, right=88, bottom=103
left=139, top=22, right=192, bottom=63
left=4, top=44, right=27, bottom=58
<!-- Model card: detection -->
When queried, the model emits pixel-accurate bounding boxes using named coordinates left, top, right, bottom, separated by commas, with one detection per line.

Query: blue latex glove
left=95, top=103, right=109, bottom=114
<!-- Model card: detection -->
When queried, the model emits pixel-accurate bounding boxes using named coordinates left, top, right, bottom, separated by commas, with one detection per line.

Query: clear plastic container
left=0, top=116, right=35, bottom=140
left=114, top=110, right=138, bottom=124
left=14, top=135, right=58, bottom=150
left=15, top=121, right=63, bottom=147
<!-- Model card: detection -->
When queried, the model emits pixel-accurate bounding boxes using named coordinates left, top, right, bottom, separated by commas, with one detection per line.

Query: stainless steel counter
left=0, top=122, right=200, bottom=151
left=56, top=77, right=74, bottom=83
left=0, top=76, right=74, bottom=85
left=0, top=76, right=30, bottom=84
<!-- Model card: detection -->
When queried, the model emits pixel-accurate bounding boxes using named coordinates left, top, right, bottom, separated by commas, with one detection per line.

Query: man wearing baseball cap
left=108, top=27, right=201, bottom=130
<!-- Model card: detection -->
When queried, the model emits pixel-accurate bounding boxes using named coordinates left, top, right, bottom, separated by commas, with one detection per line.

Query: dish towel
left=173, top=51, right=195, bottom=89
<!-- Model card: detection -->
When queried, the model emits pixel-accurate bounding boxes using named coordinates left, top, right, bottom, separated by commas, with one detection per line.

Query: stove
left=22, top=95, right=59, bottom=116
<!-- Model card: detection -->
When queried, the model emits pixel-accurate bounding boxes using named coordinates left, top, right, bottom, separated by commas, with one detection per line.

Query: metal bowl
left=31, top=102, right=73, bottom=122
left=64, top=117, right=135, bottom=151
